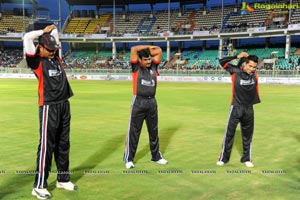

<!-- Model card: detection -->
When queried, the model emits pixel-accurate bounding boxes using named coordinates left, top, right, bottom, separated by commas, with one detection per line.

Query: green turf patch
left=0, top=79, right=299, bottom=200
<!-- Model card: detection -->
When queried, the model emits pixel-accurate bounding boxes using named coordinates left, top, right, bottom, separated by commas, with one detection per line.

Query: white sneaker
left=56, top=181, right=78, bottom=191
left=32, top=188, right=51, bottom=199
left=244, top=161, right=254, bottom=168
left=155, top=158, right=168, bottom=165
left=216, top=161, right=225, bottom=166
left=125, top=161, right=134, bottom=169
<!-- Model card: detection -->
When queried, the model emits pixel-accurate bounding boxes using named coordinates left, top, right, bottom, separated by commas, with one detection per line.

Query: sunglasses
left=42, top=45, right=57, bottom=53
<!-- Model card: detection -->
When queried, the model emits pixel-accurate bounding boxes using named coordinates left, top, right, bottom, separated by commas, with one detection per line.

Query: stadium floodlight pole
left=168, top=0, right=170, bottom=31
left=218, top=0, right=225, bottom=59
left=288, top=0, right=292, bottom=24
left=22, top=0, right=25, bottom=32
left=221, top=0, right=224, bottom=29
left=59, top=0, right=62, bottom=30
left=113, top=0, right=115, bottom=34
left=112, top=0, right=116, bottom=59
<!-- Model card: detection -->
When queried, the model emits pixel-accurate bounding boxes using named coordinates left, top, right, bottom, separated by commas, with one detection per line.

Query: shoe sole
left=125, top=162, right=135, bottom=169
left=156, top=162, right=168, bottom=165
left=152, top=160, right=168, bottom=165
left=56, top=183, right=78, bottom=191
left=216, top=162, right=225, bottom=166
left=31, top=189, right=51, bottom=200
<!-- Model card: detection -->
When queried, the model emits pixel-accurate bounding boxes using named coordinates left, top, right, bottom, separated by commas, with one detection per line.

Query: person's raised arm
left=149, top=46, right=162, bottom=64
left=49, top=25, right=59, bottom=44
left=130, top=45, right=162, bottom=63
left=219, top=52, right=249, bottom=69
left=23, top=24, right=58, bottom=55
left=23, top=30, right=43, bottom=55
left=130, top=45, right=149, bottom=62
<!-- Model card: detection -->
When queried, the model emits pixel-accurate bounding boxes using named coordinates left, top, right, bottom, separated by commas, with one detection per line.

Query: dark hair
left=245, top=55, right=258, bottom=64
left=138, top=48, right=151, bottom=59
left=238, top=55, right=258, bottom=66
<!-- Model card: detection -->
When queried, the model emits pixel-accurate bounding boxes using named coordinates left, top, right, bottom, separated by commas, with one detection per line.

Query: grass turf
left=0, top=79, right=299, bottom=200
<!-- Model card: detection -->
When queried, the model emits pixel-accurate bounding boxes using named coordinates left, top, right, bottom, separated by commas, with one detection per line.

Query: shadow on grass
left=65, top=134, right=124, bottom=183
left=292, top=131, right=300, bottom=144
left=0, top=134, right=125, bottom=199
left=0, top=171, right=34, bottom=199
left=286, top=131, right=300, bottom=187
left=135, top=125, right=180, bottom=163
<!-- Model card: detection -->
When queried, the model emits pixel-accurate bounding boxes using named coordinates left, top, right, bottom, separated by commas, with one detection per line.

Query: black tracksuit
left=26, top=54, right=73, bottom=188
left=123, top=60, right=163, bottom=163
left=218, top=56, right=261, bottom=163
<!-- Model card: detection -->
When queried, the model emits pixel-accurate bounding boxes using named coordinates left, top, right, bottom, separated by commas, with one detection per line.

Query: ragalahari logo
left=240, top=2, right=254, bottom=15
left=240, top=1, right=299, bottom=14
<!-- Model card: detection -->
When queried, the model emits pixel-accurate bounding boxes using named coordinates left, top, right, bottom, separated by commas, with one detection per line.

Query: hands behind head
left=237, top=52, right=249, bottom=59
left=43, top=24, right=57, bottom=34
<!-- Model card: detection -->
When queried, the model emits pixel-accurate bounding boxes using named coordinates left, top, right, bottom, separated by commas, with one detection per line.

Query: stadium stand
left=0, top=49, right=23, bottom=67
left=60, top=2, right=300, bottom=36
left=0, top=14, right=31, bottom=32
left=64, top=12, right=112, bottom=34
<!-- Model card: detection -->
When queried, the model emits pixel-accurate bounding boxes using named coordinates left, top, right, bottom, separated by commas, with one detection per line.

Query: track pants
left=34, top=101, right=71, bottom=189
left=218, top=105, right=254, bottom=163
left=124, top=96, right=163, bottom=163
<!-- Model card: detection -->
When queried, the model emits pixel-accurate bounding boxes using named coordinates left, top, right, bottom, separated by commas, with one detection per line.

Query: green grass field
left=0, top=79, right=299, bottom=200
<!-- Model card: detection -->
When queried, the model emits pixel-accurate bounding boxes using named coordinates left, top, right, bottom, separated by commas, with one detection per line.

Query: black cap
left=38, top=33, right=60, bottom=50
